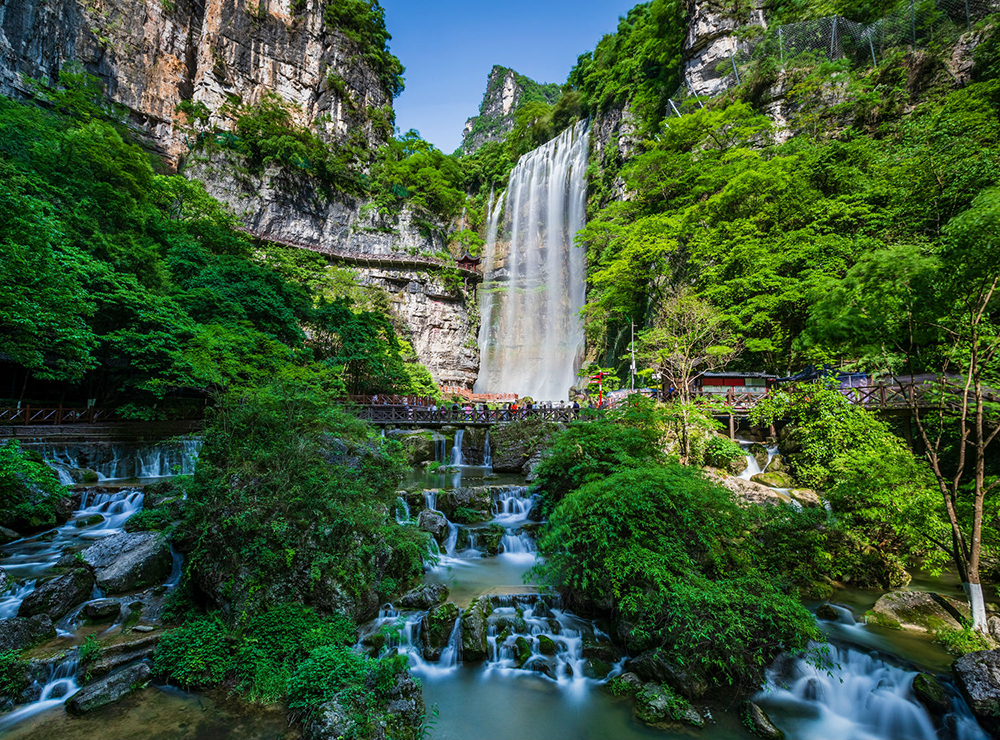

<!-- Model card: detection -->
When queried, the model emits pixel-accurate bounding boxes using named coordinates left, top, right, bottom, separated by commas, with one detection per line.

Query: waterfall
left=450, top=430, right=465, bottom=467
left=483, top=430, right=493, bottom=469
left=0, top=655, right=79, bottom=731
left=39, top=439, right=201, bottom=481
left=433, top=432, right=447, bottom=463
left=474, top=121, right=590, bottom=401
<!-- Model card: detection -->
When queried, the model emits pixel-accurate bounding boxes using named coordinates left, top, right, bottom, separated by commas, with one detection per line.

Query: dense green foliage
left=321, top=0, right=404, bottom=98
left=181, top=378, right=429, bottom=621
left=536, top=456, right=818, bottom=689
left=154, top=615, right=234, bottom=689
left=581, top=46, right=1000, bottom=378
left=0, top=75, right=438, bottom=406
left=569, top=0, right=686, bottom=136
left=0, top=441, right=68, bottom=533
left=0, top=651, right=28, bottom=702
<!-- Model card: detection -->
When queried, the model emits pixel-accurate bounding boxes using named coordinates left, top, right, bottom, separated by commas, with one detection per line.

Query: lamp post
left=591, top=371, right=610, bottom=408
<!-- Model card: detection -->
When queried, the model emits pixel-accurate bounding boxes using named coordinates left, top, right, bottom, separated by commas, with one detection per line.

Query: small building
left=694, top=371, right=777, bottom=397
left=456, top=252, right=482, bottom=291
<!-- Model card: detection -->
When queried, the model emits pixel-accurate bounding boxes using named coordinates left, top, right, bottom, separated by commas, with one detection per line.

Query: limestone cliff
left=681, top=0, right=765, bottom=97
left=186, top=152, right=480, bottom=388
left=459, top=65, right=561, bottom=155
left=0, top=0, right=390, bottom=168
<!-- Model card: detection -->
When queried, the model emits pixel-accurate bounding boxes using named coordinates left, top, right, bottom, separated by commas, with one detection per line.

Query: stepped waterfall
left=474, top=121, right=589, bottom=401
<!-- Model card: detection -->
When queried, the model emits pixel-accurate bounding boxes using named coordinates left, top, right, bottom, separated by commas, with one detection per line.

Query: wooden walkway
left=239, top=228, right=481, bottom=282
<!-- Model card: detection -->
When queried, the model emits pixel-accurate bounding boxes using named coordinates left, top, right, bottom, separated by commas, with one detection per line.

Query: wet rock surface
left=460, top=595, right=493, bottom=660
left=953, top=649, right=1000, bottom=734
left=81, top=532, right=172, bottom=594
left=421, top=602, right=459, bottom=661
left=88, top=633, right=162, bottom=680
left=82, top=598, right=121, bottom=621
left=635, top=682, right=704, bottom=727
left=417, top=509, right=448, bottom=543
left=0, top=615, right=55, bottom=652
left=66, top=662, right=152, bottom=715
left=626, top=649, right=708, bottom=700
left=740, top=701, right=785, bottom=739
left=396, top=583, right=448, bottom=611
left=17, top=568, right=94, bottom=620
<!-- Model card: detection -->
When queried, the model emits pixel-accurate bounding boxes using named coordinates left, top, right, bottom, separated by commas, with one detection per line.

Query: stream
left=0, top=439, right=992, bottom=739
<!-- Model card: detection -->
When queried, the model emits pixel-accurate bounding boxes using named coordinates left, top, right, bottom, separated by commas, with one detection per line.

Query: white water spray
left=475, top=121, right=590, bottom=401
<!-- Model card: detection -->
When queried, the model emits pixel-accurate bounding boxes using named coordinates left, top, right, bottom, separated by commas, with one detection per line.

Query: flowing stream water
left=385, top=465, right=989, bottom=740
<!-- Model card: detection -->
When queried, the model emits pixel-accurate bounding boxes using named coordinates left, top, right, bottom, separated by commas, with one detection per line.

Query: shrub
left=0, top=651, right=28, bottom=701
left=0, top=440, right=69, bottom=532
left=935, top=627, right=995, bottom=656
left=536, top=463, right=817, bottom=689
left=703, top=436, right=747, bottom=467
left=234, top=604, right=356, bottom=704
left=124, top=506, right=174, bottom=532
left=153, top=615, right=234, bottom=689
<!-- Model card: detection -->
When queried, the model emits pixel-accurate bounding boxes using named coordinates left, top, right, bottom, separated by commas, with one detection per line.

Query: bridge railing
left=0, top=406, right=205, bottom=426
left=355, top=405, right=582, bottom=425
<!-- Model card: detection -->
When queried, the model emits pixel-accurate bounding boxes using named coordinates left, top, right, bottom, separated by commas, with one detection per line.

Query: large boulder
left=436, top=487, right=492, bottom=518
left=66, top=663, right=151, bottom=715
left=421, top=602, right=460, bottom=661
left=81, top=532, right=172, bottom=594
left=788, top=489, right=822, bottom=508
left=751, top=471, right=796, bottom=488
left=869, top=591, right=968, bottom=632
left=767, top=454, right=788, bottom=473
left=740, top=701, right=784, bottom=739
left=953, top=649, right=1000, bottom=734
left=625, top=649, right=708, bottom=699
left=18, top=569, right=94, bottom=620
left=0, top=527, right=21, bottom=546
left=635, top=682, right=704, bottom=727
left=703, top=471, right=784, bottom=507
left=0, top=616, right=55, bottom=651
left=0, top=568, right=8, bottom=593
left=749, top=443, right=770, bottom=470
left=417, top=510, right=448, bottom=543
left=306, top=672, right=424, bottom=740
left=461, top=595, right=493, bottom=660
left=396, top=583, right=448, bottom=610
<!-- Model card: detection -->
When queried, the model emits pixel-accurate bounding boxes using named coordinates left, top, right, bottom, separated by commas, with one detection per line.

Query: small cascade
left=450, top=430, right=465, bottom=466
left=38, top=439, right=201, bottom=481
left=0, top=580, right=37, bottom=619
left=432, top=432, right=447, bottom=463
left=437, top=617, right=463, bottom=668
left=483, top=430, right=493, bottom=469
left=395, top=496, right=412, bottom=524
left=756, top=644, right=989, bottom=740
left=500, top=532, right=537, bottom=557
left=737, top=441, right=778, bottom=481
left=492, top=486, right=534, bottom=524
left=0, top=655, right=79, bottom=731
left=423, top=490, right=437, bottom=512
left=485, top=596, right=612, bottom=690
left=165, top=546, right=184, bottom=588
left=443, top=521, right=459, bottom=557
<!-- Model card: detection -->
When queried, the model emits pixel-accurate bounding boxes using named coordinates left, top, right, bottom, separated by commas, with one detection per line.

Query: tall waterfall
left=474, top=121, right=589, bottom=401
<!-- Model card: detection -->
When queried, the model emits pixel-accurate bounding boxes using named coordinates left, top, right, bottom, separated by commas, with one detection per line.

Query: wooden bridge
left=355, top=405, right=582, bottom=428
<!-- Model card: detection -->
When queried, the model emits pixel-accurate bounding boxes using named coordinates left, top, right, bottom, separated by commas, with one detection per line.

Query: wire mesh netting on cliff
left=667, top=0, right=1000, bottom=115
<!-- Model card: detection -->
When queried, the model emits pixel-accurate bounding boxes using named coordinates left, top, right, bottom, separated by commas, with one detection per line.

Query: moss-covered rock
left=740, top=701, right=784, bottom=739
left=869, top=591, right=968, bottom=633
left=513, top=635, right=532, bottom=668
left=912, top=673, right=949, bottom=715
left=537, top=634, right=556, bottom=655
left=751, top=471, right=796, bottom=488
left=477, top=524, right=506, bottom=556
left=634, top=682, right=703, bottom=727
left=461, top=596, right=493, bottom=660
left=421, top=602, right=460, bottom=661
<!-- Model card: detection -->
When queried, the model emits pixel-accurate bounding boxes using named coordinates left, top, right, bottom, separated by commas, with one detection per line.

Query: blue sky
left=379, top=0, right=638, bottom=153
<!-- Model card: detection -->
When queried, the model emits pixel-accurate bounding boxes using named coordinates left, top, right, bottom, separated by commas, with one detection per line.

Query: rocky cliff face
left=0, top=0, right=389, bottom=168
left=186, top=152, right=480, bottom=388
left=681, top=0, right=765, bottom=97
left=459, top=65, right=561, bottom=155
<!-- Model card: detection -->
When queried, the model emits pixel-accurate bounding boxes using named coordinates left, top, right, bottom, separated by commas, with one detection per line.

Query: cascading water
left=475, top=121, right=590, bottom=401
left=756, top=644, right=989, bottom=740
left=483, top=430, right=493, bottom=469
left=0, top=655, right=79, bottom=731
left=737, top=440, right=778, bottom=481
left=39, top=439, right=201, bottom=481
left=450, top=430, right=465, bottom=467
left=432, top=432, right=447, bottom=463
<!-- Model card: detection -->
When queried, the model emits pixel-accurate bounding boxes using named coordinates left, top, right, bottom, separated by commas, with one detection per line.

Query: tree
left=637, top=289, right=740, bottom=460
left=908, top=188, right=1000, bottom=633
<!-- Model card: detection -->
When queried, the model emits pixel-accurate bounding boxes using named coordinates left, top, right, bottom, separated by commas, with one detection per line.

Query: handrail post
left=24, top=404, right=30, bottom=426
